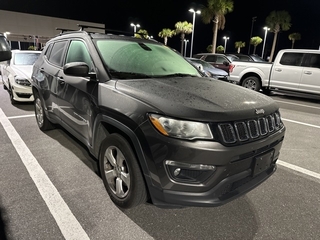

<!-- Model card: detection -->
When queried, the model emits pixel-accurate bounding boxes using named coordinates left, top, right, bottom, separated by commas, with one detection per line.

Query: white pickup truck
left=229, top=49, right=320, bottom=98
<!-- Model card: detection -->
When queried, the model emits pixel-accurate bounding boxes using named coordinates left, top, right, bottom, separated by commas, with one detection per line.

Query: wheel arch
left=92, top=114, right=151, bottom=190
left=240, top=72, right=262, bottom=86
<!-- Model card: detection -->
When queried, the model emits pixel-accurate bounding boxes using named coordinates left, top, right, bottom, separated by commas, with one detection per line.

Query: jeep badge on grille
left=255, top=109, right=265, bottom=114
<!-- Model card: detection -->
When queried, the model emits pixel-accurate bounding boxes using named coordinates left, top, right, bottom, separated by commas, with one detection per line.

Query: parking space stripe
left=0, top=108, right=90, bottom=240
left=7, top=114, right=35, bottom=119
left=278, top=160, right=320, bottom=180
left=275, top=100, right=320, bottom=110
left=282, top=118, right=320, bottom=129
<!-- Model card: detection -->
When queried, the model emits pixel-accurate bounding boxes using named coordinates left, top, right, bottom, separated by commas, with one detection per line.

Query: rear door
left=269, top=52, right=304, bottom=90
left=299, top=53, right=320, bottom=94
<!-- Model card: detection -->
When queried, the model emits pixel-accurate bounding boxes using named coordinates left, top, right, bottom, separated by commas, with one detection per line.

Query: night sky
left=1, top=0, right=320, bottom=56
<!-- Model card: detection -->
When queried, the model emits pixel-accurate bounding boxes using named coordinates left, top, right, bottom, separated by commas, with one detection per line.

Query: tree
left=207, top=45, right=213, bottom=52
left=216, top=45, right=224, bottom=53
left=288, top=32, right=301, bottom=49
left=235, top=41, right=245, bottom=53
left=201, top=0, right=234, bottom=53
left=250, top=36, right=263, bottom=54
left=266, top=10, right=291, bottom=62
left=134, top=29, right=149, bottom=39
left=174, top=21, right=193, bottom=55
left=158, top=28, right=175, bottom=45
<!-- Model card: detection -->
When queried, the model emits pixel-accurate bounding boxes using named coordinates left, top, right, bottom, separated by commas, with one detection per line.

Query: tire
left=33, top=91, right=54, bottom=131
left=99, top=133, right=147, bottom=209
left=242, top=76, right=261, bottom=91
left=8, top=85, right=17, bottom=104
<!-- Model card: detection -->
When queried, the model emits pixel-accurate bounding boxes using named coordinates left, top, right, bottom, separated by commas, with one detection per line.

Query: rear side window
left=279, top=52, right=303, bottom=66
left=204, top=55, right=217, bottom=62
left=306, top=54, right=320, bottom=68
left=48, top=41, right=68, bottom=67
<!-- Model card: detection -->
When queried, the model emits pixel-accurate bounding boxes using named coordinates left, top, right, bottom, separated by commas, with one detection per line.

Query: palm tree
left=235, top=41, right=245, bottom=53
left=266, top=10, right=291, bottom=62
left=201, top=0, right=234, bottom=53
left=250, top=36, right=263, bottom=54
left=158, top=28, right=175, bottom=45
left=174, top=21, right=193, bottom=55
left=135, top=29, right=149, bottom=39
left=288, top=32, right=301, bottom=49
left=207, top=44, right=213, bottom=52
left=216, top=45, right=224, bottom=53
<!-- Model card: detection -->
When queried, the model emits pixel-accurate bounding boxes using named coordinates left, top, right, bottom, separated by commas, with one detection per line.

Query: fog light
left=165, top=160, right=216, bottom=184
left=173, top=168, right=181, bottom=176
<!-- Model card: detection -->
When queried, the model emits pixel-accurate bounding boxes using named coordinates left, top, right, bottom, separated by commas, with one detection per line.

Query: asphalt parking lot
left=0, top=79, right=320, bottom=240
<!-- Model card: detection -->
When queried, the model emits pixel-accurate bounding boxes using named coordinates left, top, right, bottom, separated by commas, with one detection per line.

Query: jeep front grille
left=217, top=111, right=283, bottom=145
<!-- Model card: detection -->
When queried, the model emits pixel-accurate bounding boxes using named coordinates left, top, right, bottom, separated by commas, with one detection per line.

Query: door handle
left=57, top=76, right=65, bottom=84
left=274, top=68, right=282, bottom=72
left=304, top=71, right=312, bottom=75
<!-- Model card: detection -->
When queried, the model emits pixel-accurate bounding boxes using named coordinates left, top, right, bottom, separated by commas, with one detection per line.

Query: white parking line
left=275, top=100, right=320, bottom=110
left=0, top=108, right=90, bottom=240
left=282, top=118, right=320, bottom=129
left=8, top=114, right=35, bottom=119
left=278, top=160, right=320, bottom=180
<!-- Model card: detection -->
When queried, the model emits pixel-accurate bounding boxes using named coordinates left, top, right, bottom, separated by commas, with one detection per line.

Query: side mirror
left=223, top=61, right=229, bottom=66
left=0, top=34, right=12, bottom=62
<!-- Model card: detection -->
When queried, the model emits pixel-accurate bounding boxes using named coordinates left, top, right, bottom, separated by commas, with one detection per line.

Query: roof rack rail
left=56, top=27, right=77, bottom=33
left=77, top=24, right=132, bottom=36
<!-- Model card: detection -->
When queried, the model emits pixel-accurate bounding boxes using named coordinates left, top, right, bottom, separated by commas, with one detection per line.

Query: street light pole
left=130, top=23, right=140, bottom=35
left=189, top=8, right=201, bottom=58
left=184, top=39, right=189, bottom=57
left=223, top=36, right=229, bottom=53
left=248, top=16, right=257, bottom=54
left=261, top=26, right=270, bottom=59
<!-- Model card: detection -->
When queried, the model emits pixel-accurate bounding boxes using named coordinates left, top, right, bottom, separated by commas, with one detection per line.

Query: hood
left=115, top=77, right=278, bottom=122
left=11, top=65, right=33, bottom=79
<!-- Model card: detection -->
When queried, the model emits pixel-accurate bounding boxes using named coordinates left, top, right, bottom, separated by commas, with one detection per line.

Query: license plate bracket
left=252, top=150, right=275, bottom=176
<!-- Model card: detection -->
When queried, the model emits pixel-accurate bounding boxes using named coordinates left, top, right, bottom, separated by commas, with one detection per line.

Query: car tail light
left=229, top=64, right=235, bottom=73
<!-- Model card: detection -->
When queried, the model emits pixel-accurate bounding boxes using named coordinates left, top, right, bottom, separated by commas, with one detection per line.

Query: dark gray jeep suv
left=31, top=27, right=286, bottom=209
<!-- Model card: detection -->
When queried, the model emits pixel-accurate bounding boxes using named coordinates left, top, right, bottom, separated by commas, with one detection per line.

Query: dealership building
left=0, top=10, right=104, bottom=50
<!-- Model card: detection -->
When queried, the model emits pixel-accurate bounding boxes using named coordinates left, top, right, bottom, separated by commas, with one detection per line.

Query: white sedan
left=1, top=49, right=41, bottom=104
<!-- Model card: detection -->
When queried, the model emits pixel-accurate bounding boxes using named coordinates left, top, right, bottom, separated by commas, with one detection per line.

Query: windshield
left=14, top=52, right=40, bottom=65
left=95, top=40, right=201, bottom=79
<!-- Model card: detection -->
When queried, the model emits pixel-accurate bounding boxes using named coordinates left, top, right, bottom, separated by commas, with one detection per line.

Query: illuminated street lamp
left=130, top=23, right=140, bottom=34
left=189, top=8, right=201, bottom=57
left=223, top=36, right=229, bottom=53
left=261, top=26, right=270, bottom=59
left=184, top=39, right=189, bottom=57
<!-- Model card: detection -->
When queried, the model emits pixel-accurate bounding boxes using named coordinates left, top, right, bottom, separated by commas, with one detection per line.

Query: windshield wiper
left=156, top=73, right=197, bottom=78
left=108, top=70, right=152, bottom=79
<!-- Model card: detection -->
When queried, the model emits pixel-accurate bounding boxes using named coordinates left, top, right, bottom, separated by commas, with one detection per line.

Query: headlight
left=14, top=76, right=31, bottom=86
left=149, top=114, right=213, bottom=140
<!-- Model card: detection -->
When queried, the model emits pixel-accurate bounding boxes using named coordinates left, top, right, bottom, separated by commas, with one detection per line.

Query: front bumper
left=139, top=121, right=285, bottom=208
left=12, top=84, right=34, bottom=102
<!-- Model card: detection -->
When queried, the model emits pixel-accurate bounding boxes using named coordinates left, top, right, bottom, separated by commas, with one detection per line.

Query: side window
left=307, top=54, right=320, bottom=68
left=205, top=55, right=216, bottom=62
left=216, top=56, right=226, bottom=64
left=279, top=52, right=303, bottom=66
left=48, top=41, right=68, bottom=67
left=65, top=40, right=93, bottom=70
left=44, top=43, right=53, bottom=58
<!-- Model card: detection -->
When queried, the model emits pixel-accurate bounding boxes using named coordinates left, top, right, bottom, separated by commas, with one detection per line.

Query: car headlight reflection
left=149, top=114, right=213, bottom=140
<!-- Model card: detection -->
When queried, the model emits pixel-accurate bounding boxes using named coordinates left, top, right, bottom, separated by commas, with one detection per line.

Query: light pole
left=184, top=39, right=189, bottom=57
left=248, top=16, right=257, bottom=54
left=189, top=8, right=201, bottom=58
left=130, top=23, right=140, bottom=35
left=261, top=26, right=270, bottom=59
left=223, top=36, right=229, bottom=53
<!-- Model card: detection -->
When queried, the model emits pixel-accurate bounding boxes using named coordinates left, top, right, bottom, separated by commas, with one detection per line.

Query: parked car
left=1, top=49, right=41, bottom=103
left=185, top=57, right=229, bottom=81
left=227, top=53, right=266, bottom=62
left=229, top=49, right=320, bottom=99
left=193, top=53, right=239, bottom=73
left=31, top=27, right=286, bottom=209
